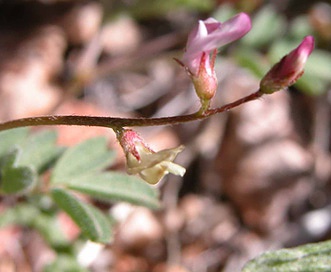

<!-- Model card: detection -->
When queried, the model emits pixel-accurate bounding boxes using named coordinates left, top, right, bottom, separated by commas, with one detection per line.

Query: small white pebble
left=77, top=241, right=104, bottom=267
left=302, top=206, right=331, bottom=237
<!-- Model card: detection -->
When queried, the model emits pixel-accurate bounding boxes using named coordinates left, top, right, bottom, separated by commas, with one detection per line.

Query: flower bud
left=260, top=36, right=314, bottom=94
left=192, top=51, right=218, bottom=107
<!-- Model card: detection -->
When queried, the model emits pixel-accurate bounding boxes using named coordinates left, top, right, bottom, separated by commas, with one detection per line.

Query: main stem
left=0, top=91, right=262, bottom=132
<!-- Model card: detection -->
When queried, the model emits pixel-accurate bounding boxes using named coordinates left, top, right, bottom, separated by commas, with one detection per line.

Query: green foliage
left=0, top=129, right=63, bottom=195
left=0, top=148, right=36, bottom=195
left=0, top=127, right=29, bottom=157
left=16, top=130, right=62, bottom=172
left=52, top=188, right=113, bottom=243
left=33, top=213, right=71, bottom=249
left=0, top=203, right=41, bottom=227
left=1, top=163, right=36, bottom=194
left=242, top=240, right=331, bottom=272
left=234, top=48, right=269, bottom=78
left=50, top=136, right=160, bottom=209
left=297, top=50, right=331, bottom=95
left=241, top=6, right=286, bottom=49
left=51, top=137, right=116, bottom=183
left=0, top=128, right=160, bottom=248
left=64, top=172, right=160, bottom=209
left=0, top=202, right=69, bottom=248
left=289, top=16, right=314, bottom=39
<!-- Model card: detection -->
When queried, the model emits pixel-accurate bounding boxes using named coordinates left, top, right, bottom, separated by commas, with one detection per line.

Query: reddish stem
left=0, top=90, right=263, bottom=132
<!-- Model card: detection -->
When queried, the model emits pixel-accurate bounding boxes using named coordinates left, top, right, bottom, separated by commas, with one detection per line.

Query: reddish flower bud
left=192, top=50, right=218, bottom=105
left=260, top=36, right=315, bottom=94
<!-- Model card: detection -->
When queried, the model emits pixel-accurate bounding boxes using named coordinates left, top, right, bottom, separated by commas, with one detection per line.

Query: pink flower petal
left=182, top=13, right=252, bottom=75
left=281, top=35, right=314, bottom=77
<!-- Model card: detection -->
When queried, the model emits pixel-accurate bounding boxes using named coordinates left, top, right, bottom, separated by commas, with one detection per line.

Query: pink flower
left=180, top=13, right=251, bottom=111
left=182, top=13, right=252, bottom=76
left=260, top=36, right=315, bottom=94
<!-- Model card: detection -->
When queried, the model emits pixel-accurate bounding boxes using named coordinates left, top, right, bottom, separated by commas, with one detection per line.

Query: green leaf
left=0, top=203, right=69, bottom=249
left=0, top=128, right=29, bottom=158
left=51, top=188, right=113, bottom=243
left=0, top=147, right=20, bottom=168
left=234, top=47, right=269, bottom=78
left=0, top=203, right=40, bottom=228
left=1, top=165, right=36, bottom=194
left=295, top=74, right=328, bottom=96
left=65, top=172, right=160, bottom=209
left=242, top=240, right=331, bottom=272
left=241, top=5, right=286, bottom=48
left=304, top=50, right=331, bottom=83
left=51, top=137, right=116, bottom=184
left=0, top=149, right=36, bottom=195
left=289, top=16, right=314, bottom=39
left=17, top=130, right=62, bottom=172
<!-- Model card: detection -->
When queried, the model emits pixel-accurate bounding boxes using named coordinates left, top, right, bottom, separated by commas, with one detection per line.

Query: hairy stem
left=0, top=90, right=262, bottom=132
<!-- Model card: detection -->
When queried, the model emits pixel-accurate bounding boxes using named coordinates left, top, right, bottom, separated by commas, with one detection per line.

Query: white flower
left=117, top=129, right=186, bottom=184
left=127, top=144, right=185, bottom=185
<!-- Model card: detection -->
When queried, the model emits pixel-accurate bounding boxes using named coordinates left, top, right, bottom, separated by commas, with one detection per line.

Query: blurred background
left=0, top=0, right=330, bottom=271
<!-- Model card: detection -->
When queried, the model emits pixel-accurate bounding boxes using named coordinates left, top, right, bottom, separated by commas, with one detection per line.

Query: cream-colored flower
left=117, top=129, right=186, bottom=185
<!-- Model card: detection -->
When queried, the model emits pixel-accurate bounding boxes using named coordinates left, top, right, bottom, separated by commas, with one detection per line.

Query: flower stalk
left=0, top=90, right=263, bottom=132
